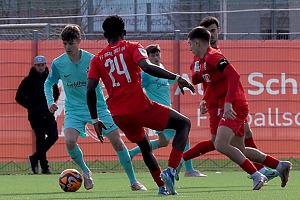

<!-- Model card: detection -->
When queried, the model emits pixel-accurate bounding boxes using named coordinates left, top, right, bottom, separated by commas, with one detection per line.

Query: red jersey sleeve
left=192, top=71, right=205, bottom=85
left=202, top=84, right=212, bottom=102
left=88, top=55, right=101, bottom=80
left=132, top=43, right=148, bottom=65
left=190, top=57, right=205, bottom=85
left=206, top=52, right=240, bottom=103
left=222, top=63, right=240, bottom=103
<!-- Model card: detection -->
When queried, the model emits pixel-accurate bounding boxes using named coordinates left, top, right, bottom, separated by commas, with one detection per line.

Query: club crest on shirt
left=138, top=48, right=148, bottom=57
left=203, top=62, right=207, bottom=70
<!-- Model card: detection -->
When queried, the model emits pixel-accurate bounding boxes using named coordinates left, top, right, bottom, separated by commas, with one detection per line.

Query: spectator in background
left=16, top=55, right=59, bottom=174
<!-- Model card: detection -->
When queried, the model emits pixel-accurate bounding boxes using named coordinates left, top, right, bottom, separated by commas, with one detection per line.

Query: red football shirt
left=200, top=46, right=247, bottom=106
left=190, top=56, right=218, bottom=108
left=88, top=40, right=151, bottom=116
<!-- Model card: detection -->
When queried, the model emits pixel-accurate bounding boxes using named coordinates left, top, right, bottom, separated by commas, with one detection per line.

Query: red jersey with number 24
left=88, top=40, right=151, bottom=116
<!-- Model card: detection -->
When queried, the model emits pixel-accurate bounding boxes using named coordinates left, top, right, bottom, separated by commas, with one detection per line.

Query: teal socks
left=67, top=144, right=89, bottom=173
left=117, top=147, right=137, bottom=184
left=184, top=144, right=194, bottom=172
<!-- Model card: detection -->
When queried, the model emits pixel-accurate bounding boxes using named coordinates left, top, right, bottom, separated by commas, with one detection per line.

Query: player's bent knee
left=111, top=140, right=125, bottom=151
left=214, top=141, right=226, bottom=153
left=66, top=141, right=77, bottom=150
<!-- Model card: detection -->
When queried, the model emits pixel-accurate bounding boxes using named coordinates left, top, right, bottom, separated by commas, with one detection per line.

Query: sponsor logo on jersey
left=138, top=48, right=148, bottom=57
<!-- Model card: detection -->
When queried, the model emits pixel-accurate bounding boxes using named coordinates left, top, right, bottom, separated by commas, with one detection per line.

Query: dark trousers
left=28, top=114, right=58, bottom=170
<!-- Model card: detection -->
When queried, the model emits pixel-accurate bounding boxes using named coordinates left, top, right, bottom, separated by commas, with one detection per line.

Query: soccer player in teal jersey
left=129, top=44, right=207, bottom=178
left=44, top=24, right=146, bottom=191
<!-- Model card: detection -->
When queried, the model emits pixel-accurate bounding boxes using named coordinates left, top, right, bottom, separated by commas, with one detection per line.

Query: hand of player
left=223, top=102, right=237, bottom=120
left=93, top=120, right=107, bottom=143
left=199, top=100, right=208, bottom=114
left=178, top=77, right=195, bottom=95
left=48, top=103, right=58, bottom=113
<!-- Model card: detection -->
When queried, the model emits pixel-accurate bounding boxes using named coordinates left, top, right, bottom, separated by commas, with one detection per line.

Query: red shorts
left=218, top=104, right=249, bottom=137
left=112, top=101, right=170, bottom=143
left=208, top=106, right=221, bottom=135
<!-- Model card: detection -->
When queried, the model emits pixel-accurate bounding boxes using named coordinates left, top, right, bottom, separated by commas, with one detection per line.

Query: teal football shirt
left=44, top=50, right=107, bottom=114
left=141, top=64, right=175, bottom=107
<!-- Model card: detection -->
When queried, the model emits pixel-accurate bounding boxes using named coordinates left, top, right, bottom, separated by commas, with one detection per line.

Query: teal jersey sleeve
left=44, top=62, right=60, bottom=106
left=141, top=71, right=150, bottom=88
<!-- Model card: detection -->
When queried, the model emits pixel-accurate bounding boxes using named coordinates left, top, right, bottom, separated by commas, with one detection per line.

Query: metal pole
left=221, top=0, right=227, bottom=40
left=87, top=0, right=94, bottom=38
left=32, top=30, right=38, bottom=65
left=271, top=0, right=277, bottom=39
left=134, top=0, right=137, bottom=32
left=146, top=3, right=151, bottom=33
left=45, top=23, right=50, bottom=39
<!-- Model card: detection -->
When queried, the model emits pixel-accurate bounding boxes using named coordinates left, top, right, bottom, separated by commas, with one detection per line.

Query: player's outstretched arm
left=86, top=78, right=106, bottom=143
left=86, top=78, right=99, bottom=119
left=139, top=59, right=195, bottom=94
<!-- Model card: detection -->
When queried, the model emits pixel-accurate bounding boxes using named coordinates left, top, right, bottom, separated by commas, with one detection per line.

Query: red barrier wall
left=0, top=40, right=299, bottom=162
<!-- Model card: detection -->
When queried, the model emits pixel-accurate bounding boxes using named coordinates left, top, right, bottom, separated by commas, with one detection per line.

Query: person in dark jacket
left=15, top=55, right=59, bottom=174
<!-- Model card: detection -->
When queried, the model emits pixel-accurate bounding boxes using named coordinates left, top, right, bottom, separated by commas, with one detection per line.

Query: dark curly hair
left=102, top=15, right=125, bottom=38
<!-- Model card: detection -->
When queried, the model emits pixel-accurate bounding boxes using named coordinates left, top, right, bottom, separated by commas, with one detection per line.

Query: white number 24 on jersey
left=104, top=53, right=132, bottom=87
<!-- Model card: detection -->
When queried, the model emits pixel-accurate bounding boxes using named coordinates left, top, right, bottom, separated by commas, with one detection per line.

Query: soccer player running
left=44, top=24, right=147, bottom=191
left=176, top=16, right=279, bottom=181
left=186, top=26, right=291, bottom=190
left=87, top=15, right=195, bottom=195
left=128, top=44, right=206, bottom=178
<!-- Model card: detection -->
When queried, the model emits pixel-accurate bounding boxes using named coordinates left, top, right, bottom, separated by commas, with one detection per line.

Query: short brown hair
left=146, top=44, right=161, bottom=55
left=188, top=26, right=211, bottom=42
left=60, top=24, right=81, bottom=41
left=199, top=16, right=220, bottom=28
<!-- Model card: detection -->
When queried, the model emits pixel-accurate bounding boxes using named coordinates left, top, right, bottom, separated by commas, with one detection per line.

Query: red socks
left=168, top=149, right=183, bottom=169
left=240, top=159, right=257, bottom=175
left=183, top=140, right=215, bottom=161
left=262, top=155, right=280, bottom=169
left=150, top=168, right=164, bottom=187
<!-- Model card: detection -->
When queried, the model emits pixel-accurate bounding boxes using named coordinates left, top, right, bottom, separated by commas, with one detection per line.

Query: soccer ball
left=59, top=169, right=83, bottom=192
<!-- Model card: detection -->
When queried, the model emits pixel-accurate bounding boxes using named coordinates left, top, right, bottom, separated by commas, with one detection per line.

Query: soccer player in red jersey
left=86, top=15, right=195, bottom=195
left=177, top=16, right=279, bottom=182
left=186, top=25, right=291, bottom=190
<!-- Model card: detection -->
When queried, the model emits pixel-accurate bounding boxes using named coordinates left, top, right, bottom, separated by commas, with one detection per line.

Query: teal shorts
left=156, top=129, right=176, bottom=141
left=63, top=109, right=118, bottom=138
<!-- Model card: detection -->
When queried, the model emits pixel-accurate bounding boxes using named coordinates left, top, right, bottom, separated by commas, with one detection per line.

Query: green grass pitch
left=0, top=171, right=298, bottom=200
